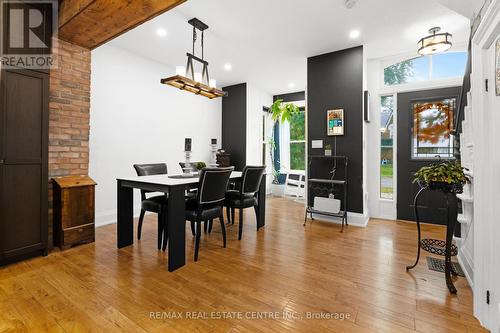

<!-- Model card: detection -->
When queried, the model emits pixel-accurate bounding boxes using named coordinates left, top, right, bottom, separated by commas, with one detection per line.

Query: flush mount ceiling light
left=156, top=28, right=167, bottom=37
left=224, top=63, right=232, bottom=71
left=417, top=27, right=452, bottom=56
left=349, top=30, right=360, bottom=39
left=161, top=18, right=227, bottom=99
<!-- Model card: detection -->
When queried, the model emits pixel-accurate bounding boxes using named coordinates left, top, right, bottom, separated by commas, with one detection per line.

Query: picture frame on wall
left=327, top=109, right=344, bottom=136
left=496, top=38, right=500, bottom=96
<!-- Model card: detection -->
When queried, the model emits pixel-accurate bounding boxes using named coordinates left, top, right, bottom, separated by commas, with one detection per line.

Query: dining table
left=116, top=171, right=266, bottom=272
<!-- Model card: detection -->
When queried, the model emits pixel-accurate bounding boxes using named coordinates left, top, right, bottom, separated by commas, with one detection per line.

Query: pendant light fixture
left=417, top=27, right=452, bottom=56
left=161, top=18, right=227, bottom=99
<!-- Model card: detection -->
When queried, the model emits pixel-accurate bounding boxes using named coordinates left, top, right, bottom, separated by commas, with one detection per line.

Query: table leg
left=167, top=185, right=186, bottom=272
left=257, top=174, right=266, bottom=230
left=117, top=180, right=134, bottom=248
left=445, top=193, right=458, bottom=294
left=407, top=186, right=426, bottom=271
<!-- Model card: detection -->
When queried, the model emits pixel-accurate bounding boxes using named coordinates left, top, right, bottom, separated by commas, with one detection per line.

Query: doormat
left=426, top=257, right=465, bottom=277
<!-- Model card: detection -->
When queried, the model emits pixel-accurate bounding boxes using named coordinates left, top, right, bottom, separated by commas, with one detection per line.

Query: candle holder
left=182, top=150, right=194, bottom=176
left=209, top=143, right=218, bottom=167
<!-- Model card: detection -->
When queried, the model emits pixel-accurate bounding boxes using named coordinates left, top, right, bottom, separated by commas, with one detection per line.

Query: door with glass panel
left=396, top=87, right=460, bottom=224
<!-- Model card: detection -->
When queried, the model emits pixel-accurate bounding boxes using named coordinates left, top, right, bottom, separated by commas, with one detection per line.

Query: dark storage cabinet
left=0, top=68, right=49, bottom=265
left=53, top=176, right=96, bottom=249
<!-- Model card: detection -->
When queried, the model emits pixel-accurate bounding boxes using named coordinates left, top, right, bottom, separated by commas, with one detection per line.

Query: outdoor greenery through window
left=380, top=96, right=394, bottom=199
left=384, top=52, right=467, bottom=86
left=289, top=111, right=305, bottom=170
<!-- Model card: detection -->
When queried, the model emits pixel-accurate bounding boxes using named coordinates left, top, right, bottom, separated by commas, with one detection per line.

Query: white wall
left=246, top=84, right=272, bottom=165
left=90, top=44, right=222, bottom=226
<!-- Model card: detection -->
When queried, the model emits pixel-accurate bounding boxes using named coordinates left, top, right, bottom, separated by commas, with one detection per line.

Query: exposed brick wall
left=48, top=39, right=91, bottom=248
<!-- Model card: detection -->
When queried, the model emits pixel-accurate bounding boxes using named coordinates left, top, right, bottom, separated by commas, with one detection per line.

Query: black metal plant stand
left=304, top=156, right=348, bottom=232
left=406, top=182, right=461, bottom=294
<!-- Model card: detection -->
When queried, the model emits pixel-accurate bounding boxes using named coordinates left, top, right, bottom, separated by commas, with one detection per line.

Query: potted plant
left=413, top=160, right=470, bottom=193
left=267, top=99, right=300, bottom=196
left=195, top=161, right=207, bottom=171
left=324, top=144, right=332, bottom=156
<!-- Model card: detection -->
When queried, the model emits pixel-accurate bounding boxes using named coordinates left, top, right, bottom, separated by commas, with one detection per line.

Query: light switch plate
left=311, top=140, right=323, bottom=149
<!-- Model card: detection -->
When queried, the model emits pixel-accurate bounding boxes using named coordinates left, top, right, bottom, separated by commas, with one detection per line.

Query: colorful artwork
left=327, top=109, right=344, bottom=136
left=496, top=38, right=500, bottom=96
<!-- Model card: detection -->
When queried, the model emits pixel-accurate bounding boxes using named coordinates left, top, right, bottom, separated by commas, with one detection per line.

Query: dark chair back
left=133, top=163, right=168, bottom=199
left=198, top=167, right=234, bottom=205
left=241, top=166, right=266, bottom=195
left=134, top=163, right=168, bottom=176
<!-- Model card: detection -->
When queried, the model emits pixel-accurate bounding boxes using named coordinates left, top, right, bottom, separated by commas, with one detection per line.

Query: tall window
left=380, top=95, right=394, bottom=199
left=384, top=52, right=467, bottom=86
left=412, top=98, right=455, bottom=159
left=289, top=111, right=305, bottom=170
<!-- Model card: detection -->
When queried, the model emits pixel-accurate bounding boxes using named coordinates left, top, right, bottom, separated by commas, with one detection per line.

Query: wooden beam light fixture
left=161, top=18, right=227, bottom=99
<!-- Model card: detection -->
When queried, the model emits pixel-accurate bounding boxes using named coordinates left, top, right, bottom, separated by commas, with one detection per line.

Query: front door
left=396, top=87, right=461, bottom=224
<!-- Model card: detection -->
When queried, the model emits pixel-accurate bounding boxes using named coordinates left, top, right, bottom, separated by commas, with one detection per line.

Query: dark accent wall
left=222, top=83, right=247, bottom=171
left=307, top=46, right=364, bottom=214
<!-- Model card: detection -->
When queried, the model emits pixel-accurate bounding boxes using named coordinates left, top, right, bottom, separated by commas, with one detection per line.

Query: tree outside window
left=289, top=111, right=305, bottom=170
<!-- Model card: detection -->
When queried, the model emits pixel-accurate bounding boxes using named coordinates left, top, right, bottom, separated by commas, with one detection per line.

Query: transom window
left=384, top=52, right=467, bottom=86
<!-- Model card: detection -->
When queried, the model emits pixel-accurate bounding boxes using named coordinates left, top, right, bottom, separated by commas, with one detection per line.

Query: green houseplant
left=195, top=161, right=207, bottom=170
left=413, top=160, right=470, bottom=193
left=267, top=100, right=300, bottom=195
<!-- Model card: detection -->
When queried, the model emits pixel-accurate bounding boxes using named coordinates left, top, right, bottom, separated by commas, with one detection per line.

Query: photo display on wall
left=327, top=109, right=344, bottom=136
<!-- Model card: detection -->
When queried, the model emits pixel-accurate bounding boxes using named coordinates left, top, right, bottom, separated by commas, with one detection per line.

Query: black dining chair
left=185, top=167, right=234, bottom=261
left=133, top=163, right=168, bottom=250
left=224, top=166, right=266, bottom=240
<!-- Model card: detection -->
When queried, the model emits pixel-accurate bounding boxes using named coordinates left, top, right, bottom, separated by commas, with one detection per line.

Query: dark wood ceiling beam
left=58, top=0, right=186, bottom=50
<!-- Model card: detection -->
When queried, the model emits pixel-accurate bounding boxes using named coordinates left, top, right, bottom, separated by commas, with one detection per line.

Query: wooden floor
left=0, top=197, right=487, bottom=333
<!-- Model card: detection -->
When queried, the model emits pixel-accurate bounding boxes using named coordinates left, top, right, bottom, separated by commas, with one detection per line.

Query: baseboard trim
left=95, top=207, right=144, bottom=228
left=311, top=212, right=369, bottom=227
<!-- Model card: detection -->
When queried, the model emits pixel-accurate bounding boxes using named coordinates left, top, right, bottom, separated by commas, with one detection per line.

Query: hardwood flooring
left=0, top=197, right=487, bottom=332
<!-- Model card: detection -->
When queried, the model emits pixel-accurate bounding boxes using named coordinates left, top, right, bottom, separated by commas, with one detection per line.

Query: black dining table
left=116, top=171, right=266, bottom=271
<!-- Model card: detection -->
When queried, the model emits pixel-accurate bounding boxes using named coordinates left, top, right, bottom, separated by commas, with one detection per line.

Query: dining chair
left=133, top=163, right=168, bottom=250
left=224, top=166, right=266, bottom=240
left=185, top=167, right=234, bottom=261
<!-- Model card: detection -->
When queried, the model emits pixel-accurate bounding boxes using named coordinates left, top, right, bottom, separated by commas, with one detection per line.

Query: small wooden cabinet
left=53, top=176, right=97, bottom=249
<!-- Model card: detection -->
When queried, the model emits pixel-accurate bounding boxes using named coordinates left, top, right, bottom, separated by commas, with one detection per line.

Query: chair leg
left=208, top=219, right=213, bottom=234
left=138, top=209, right=146, bottom=240
left=157, top=213, right=163, bottom=250
left=220, top=215, right=226, bottom=248
left=254, top=205, right=259, bottom=230
left=162, top=216, right=168, bottom=252
left=231, top=208, right=235, bottom=225
left=226, top=206, right=231, bottom=225
left=194, top=222, right=202, bottom=262
left=204, top=220, right=208, bottom=233
left=238, top=208, right=244, bottom=240
left=190, top=221, right=195, bottom=236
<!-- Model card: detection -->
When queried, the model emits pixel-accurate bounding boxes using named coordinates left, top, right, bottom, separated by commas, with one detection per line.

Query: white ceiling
left=107, top=0, right=472, bottom=96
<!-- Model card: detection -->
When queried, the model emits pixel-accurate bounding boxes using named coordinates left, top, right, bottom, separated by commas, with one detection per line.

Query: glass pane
left=412, top=98, right=455, bottom=159
left=384, top=56, right=430, bottom=85
left=380, top=96, right=394, bottom=199
left=432, top=52, right=467, bottom=79
left=290, top=112, right=305, bottom=141
left=290, top=142, right=305, bottom=170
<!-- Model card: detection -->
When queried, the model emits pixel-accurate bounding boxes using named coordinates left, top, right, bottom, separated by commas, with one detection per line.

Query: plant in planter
left=195, top=161, right=207, bottom=171
left=413, top=160, right=470, bottom=193
left=266, top=100, right=300, bottom=196
left=324, top=144, right=332, bottom=156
